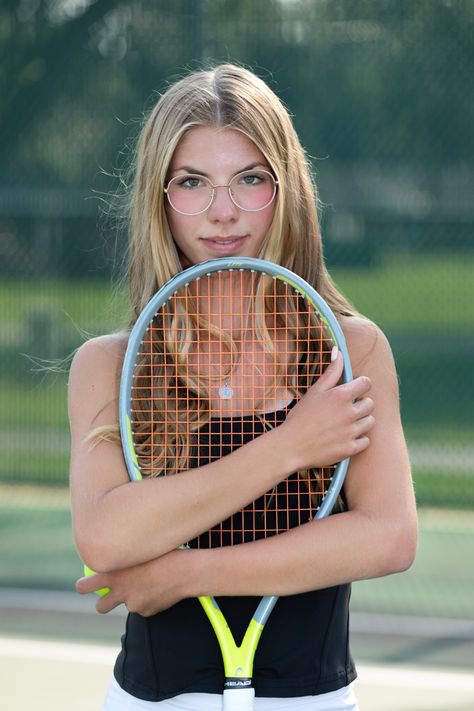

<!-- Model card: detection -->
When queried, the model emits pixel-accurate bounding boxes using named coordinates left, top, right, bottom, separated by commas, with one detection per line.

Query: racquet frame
left=118, top=257, right=352, bottom=709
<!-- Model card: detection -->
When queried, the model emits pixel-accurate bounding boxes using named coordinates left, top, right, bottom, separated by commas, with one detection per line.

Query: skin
left=165, top=126, right=276, bottom=264
left=71, top=126, right=418, bottom=616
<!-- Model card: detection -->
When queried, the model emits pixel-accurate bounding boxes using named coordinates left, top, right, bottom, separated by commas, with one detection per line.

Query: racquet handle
left=223, top=687, right=255, bottom=711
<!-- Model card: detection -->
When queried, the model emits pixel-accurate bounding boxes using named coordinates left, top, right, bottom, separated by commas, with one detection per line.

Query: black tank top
left=113, top=410, right=356, bottom=701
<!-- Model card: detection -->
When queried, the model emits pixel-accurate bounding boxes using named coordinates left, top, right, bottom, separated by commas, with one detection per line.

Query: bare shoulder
left=339, top=315, right=396, bottom=381
left=68, top=332, right=128, bottom=432
left=70, top=332, right=127, bottom=378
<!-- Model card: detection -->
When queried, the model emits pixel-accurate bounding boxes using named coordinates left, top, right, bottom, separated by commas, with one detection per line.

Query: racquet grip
left=223, top=687, right=255, bottom=711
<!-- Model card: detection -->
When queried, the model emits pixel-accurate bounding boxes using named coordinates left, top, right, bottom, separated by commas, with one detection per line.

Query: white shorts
left=102, top=676, right=359, bottom=710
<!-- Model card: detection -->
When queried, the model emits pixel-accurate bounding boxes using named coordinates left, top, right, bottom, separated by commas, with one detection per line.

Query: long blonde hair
left=127, top=63, right=355, bottom=323
left=95, top=64, right=355, bottom=496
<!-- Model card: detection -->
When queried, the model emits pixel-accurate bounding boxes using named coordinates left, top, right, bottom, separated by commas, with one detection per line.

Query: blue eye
left=242, top=173, right=262, bottom=185
left=236, top=171, right=272, bottom=188
left=178, top=176, right=205, bottom=189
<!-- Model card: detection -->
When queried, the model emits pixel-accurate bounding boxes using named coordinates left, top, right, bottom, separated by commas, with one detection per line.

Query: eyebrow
left=170, top=162, right=268, bottom=178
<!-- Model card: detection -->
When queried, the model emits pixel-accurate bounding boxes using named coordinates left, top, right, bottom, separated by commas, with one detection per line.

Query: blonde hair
left=127, top=63, right=355, bottom=323
left=93, top=64, right=355, bottom=504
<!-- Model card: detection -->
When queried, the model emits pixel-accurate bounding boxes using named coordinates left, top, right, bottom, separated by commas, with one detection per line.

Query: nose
left=207, top=185, right=239, bottom=222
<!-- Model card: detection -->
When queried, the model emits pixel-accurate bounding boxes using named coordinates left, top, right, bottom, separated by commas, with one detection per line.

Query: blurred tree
left=0, top=0, right=119, bottom=179
left=0, top=0, right=472, bottom=190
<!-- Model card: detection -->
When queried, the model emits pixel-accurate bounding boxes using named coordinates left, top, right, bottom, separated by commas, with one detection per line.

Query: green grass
left=1, top=252, right=473, bottom=332
left=405, top=425, right=474, bottom=444
left=0, top=451, right=69, bottom=486
left=413, top=471, right=474, bottom=509
left=0, top=377, right=68, bottom=427
left=332, top=251, right=474, bottom=330
left=0, top=279, right=127, bottom=331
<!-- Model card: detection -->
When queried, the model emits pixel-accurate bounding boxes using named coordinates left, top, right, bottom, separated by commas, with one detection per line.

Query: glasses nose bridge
left=208, top=179, right=236, bottom=209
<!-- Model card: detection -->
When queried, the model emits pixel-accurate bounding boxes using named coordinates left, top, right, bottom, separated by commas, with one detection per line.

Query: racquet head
left=120, top=257, right=352, bottom=544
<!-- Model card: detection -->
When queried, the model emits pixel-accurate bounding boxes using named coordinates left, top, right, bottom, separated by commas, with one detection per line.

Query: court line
left=358, top=663, right=474, bottom=691
left=0, top=636, right=117, bottom=665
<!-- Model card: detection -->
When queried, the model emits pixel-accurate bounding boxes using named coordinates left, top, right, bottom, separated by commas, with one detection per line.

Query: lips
left=200, top=235, right=248, bottom=252
left=203, top=235, right=246, bottom=243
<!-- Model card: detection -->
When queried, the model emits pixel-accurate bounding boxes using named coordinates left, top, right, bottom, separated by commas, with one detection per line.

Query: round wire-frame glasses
left=164, top=169, right=278, bottom=216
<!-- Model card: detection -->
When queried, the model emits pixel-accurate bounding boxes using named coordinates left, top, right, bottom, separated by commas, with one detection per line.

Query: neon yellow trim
left=275, top=275, right=338, bottom=345
left=275, top=273, right=303, bottom=294
left=199, top=596, right=264, bottom=678
left=126, top=414, right=142, bottom=480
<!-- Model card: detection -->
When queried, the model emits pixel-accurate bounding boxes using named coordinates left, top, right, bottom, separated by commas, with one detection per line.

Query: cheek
left=166, top=211, right=189, bottom=247
left=255, top=204, right=277, bottom=239
left=165, top=210, right=202, bottom=263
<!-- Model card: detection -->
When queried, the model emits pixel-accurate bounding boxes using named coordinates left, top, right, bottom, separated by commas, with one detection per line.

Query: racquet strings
left=131, top=269, right=336, bottom=547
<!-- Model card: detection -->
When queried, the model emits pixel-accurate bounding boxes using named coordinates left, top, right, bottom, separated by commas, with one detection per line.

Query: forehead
left=169, top=126, right=267, bottom=173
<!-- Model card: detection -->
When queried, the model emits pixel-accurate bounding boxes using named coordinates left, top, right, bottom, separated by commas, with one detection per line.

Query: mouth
left=200, top=235, right=248, bottom=251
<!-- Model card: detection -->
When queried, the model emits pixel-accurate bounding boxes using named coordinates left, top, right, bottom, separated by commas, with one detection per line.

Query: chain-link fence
left=1, top=1, right=473, bottom=621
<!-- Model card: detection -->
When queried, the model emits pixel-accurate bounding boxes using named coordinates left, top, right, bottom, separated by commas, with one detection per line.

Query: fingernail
left=331, top=346, right=338, bottom=362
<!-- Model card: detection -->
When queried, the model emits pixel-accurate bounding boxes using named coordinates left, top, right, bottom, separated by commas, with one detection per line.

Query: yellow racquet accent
left=198, top=596, right=264, bottom=679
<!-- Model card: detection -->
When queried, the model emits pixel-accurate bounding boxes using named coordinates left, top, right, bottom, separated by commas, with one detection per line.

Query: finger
left=340, top=376, right=372, bottom=400
left=76, top=574, right=109, bottom=597
left=353, top=397, right=374, bottom=418
left=314, top=350, right=344, bottom=392
left=350, top=434, right=371, bottom=456
left=76, top=575, right=96, bottom=594
left=353, top=414, right=375, bottom=438
left=96, top=593, right=122, bottom=615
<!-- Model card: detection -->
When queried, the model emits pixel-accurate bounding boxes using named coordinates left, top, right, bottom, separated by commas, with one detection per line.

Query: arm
left=70, top=332, right=372, bottom=572
left=192, top=319, right=417, bottom=593
left=78, top=319, right=417, bottom=616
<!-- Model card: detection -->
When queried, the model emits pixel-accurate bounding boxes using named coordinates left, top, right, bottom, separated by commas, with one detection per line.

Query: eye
left=237, top=171, right=271, bottom=187
left=241, top=173, right=263, bottom=185
left=176, top=175, right=206, bottom=189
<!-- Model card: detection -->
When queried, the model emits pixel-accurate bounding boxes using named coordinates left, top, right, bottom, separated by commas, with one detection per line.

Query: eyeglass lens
left=166, top=170, right=276, bottom=214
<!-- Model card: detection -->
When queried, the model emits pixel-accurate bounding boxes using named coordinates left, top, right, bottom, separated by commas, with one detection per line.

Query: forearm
left=74, top=425, right=296, bottom=572
left=85, top=502, right=417, bottom=617
left=189, top=509, right=417, bottom=599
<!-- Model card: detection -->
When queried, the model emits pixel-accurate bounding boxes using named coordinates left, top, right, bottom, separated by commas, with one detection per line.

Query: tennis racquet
left=88, top=256, right=352, bottom=710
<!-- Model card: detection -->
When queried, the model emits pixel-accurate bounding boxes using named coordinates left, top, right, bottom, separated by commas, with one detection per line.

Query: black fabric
left=114, top=409, right=356, bottom=701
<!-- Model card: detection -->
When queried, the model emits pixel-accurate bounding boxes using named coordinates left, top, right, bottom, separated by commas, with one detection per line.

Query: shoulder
left=68, top=333, right=128, bottom=427
left=339, top=315, right=397, bottom=383
left=70, top=332, right=128, bottom=379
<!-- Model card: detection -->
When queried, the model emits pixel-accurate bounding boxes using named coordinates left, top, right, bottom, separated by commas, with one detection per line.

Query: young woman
left=70, top=64, right=417, bottom=710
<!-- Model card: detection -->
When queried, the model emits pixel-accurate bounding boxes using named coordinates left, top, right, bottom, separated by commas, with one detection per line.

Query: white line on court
left=0, top=636, right=117, bottom=665
left=1, top=636, right=474, bottom=692
left=357, top=663, right=474, bottom=692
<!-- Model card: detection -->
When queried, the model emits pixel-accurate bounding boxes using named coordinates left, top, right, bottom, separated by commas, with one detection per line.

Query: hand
left=76, top=548, right=190, bottom=616
left=281, top=351, right=374, bottom=470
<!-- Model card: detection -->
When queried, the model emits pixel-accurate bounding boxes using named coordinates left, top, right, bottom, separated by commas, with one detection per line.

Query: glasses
left=164, top=169, right=278, bottom=215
